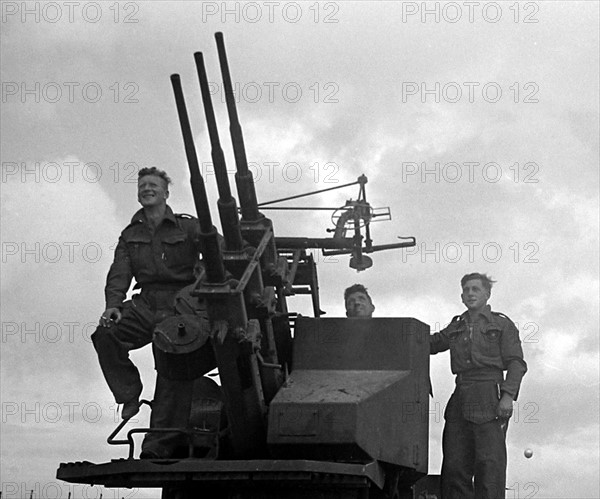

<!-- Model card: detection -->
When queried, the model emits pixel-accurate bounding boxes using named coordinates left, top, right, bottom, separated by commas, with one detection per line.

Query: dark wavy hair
left=461, top=273, right=496, bottom=293
left=344, top=283, right=373, bottom=304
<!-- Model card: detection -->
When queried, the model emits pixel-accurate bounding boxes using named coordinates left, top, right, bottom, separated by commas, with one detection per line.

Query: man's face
left=138, top=175, right=169, bottom=208
left=345, top=291, right=375, bottom=318
left=461, top=279, right=490, bottom=312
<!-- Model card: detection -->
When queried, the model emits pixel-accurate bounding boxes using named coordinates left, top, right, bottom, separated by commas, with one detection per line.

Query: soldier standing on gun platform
left=92, top=167, right=201, bottom=423
left=430, top=273, right=527, bottom=499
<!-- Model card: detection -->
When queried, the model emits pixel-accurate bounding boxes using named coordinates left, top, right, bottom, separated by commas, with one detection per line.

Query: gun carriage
left=57, top=33, right=437, bottom=499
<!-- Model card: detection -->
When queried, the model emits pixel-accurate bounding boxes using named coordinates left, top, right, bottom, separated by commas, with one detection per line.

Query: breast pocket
left=480, top=325, right=502, bottom=357
left=448, top=326, right=469, bottom=373
left=126, top=235, right=152, bottom=271
left=162, top=233, right=194, bottom=271
left=447, top=329, right=461, bottom=343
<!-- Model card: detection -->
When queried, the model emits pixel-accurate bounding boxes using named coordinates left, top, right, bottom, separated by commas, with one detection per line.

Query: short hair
left=461, top=273, right=496, bottom=293
left=344, top=283, right=373, bottom=304
left=138, top=167, right=171, bottom=188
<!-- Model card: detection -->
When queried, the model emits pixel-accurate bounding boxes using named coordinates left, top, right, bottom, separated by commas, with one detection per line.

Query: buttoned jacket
left=104, top=206, right=201, bottom=309
left=430, top=304, right=527, bottom=399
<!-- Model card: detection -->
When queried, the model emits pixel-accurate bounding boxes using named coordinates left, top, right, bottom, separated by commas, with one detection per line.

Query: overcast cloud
left=1, top=2, right=599, bottom=498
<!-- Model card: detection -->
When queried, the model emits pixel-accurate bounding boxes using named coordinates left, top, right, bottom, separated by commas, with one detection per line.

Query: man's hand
left=99, top=308, right=122, bottom=327
left=497, top=392, right=514, bottom=420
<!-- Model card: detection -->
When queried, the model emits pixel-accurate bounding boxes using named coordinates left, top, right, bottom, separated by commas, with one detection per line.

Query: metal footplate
left=57, top=459, right=384, bottom=494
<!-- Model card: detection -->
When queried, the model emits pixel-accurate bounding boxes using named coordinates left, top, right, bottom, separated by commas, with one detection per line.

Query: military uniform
left=430, top=304, right=527, bottom=499
left=92, top=206, right=201, bottom=456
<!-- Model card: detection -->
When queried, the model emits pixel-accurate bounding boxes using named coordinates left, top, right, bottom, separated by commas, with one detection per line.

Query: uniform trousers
left=92, top=288, right=179, bottom=404
left=441, top=383, right=508, bottom=499
left=92, top=287, right=197, bottom=456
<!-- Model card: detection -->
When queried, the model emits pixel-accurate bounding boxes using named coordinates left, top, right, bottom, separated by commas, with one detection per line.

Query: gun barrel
left=170, top=74, right=213, bottom=232
left=194, top=52, right=244, bottom=251
left=215, top=32, right=261, bottom=222
left=170, top=73, right=226, bottom=283
left=322, top=238, right=417, bottom=256
left=275, top=237, right=355, bottom=250
left=194, top=51, right=231, bottom=201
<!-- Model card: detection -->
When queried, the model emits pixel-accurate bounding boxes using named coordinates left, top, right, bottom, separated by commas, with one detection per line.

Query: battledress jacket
left=430, top=305, right=527, bottom=401
left=104, top=206, right=201, bottom=310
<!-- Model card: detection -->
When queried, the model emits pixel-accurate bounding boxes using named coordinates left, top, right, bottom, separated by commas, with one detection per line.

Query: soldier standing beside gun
left=92, top=167, right=201, bottom=421
left=430, top=273, right=527, bottom=499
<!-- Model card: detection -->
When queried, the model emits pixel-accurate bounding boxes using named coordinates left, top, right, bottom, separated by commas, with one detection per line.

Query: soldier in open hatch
left=92, top=167, right=202, bottom=458
left=430, top=273, right=527, bottom=499
left=344, top=283, right=375, bottom=318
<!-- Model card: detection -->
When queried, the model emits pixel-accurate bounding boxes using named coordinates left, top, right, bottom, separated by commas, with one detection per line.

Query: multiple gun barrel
left=171, top=32, right=292, bottom=459
left=57, top=33, right=432, bottom=499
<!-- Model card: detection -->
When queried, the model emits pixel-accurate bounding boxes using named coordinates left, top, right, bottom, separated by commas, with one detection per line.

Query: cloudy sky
left=1, top=1, right=598, bottom=498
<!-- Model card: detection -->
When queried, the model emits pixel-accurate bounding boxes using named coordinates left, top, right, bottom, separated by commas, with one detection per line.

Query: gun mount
left=258, top=173, right=416, bottom=271
left=57, top=33, right=436, bottom=499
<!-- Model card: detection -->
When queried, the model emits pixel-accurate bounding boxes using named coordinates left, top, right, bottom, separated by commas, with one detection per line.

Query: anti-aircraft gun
left=57, top=34, right=437, bottom=499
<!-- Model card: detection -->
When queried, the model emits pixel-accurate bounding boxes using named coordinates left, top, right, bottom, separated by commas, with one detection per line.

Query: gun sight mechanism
left=259, top=174, right=416, bottom=271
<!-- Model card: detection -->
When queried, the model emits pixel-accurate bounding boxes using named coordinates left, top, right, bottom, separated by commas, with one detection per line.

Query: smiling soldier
left=91, top=167, right=202, bottom=456
left=430, top=273, right=527, bottom=499
left=344, top=284, right=375, bottom=318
